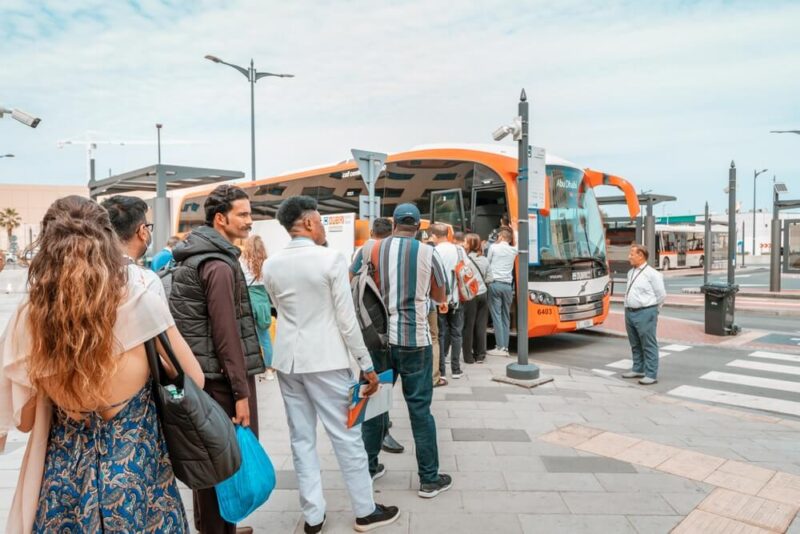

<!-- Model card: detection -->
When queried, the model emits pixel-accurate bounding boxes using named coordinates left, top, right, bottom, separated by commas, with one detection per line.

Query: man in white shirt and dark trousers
left=263, top=196, right=400, bottom=533
left=486, top=228, right=518, bottom=357
left=622, top=244, right=667, bottom=385
left=429, top=223, right=466, bottom=379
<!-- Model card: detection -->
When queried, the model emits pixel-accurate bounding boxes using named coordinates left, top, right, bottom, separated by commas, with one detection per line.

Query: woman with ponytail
left=0, top=196, right=204, bottom=533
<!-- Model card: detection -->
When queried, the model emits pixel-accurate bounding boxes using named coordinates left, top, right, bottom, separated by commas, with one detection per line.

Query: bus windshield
left=538, top=166, right=607, bottom=267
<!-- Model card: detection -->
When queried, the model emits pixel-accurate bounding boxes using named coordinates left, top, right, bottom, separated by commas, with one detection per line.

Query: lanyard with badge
left=625, top=265, right=648, bottom=302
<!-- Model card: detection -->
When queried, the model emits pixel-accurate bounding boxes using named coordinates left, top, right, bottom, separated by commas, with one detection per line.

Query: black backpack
left=350, top=240, right=389, bottom=352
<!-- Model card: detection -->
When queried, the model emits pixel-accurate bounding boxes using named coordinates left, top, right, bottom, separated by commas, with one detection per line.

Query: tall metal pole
left=507, top=89, right=539, bottom=381
left=770, top=180, right=781, bottom=292
left=727, top=161, right=736, bottom=285
left=156, top=123, right=162, bottom=165
left=250, top=59, right=256, bottom=182
left=741, top=220, right=746, bottom=267
left=752, top=170, right=757, bottom=259
left=703, top=201, right=710, bottom=285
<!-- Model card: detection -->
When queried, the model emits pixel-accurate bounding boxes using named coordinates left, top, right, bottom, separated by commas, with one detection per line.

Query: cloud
left=0, top=0, right=798, bottom=215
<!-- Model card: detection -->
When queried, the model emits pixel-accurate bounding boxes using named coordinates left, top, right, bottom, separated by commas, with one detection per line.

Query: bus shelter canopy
left=597, top=193, right=677, bottom=207
left=89, top=164, right=244, bottom=198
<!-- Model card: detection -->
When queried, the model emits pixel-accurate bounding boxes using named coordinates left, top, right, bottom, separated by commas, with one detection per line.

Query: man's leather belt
left=625, top=305, right=657, bottom=312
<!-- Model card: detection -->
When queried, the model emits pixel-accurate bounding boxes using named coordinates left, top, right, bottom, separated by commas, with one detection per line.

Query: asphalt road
left=525, top=331, right=800, bottom=420
left=614, top=266, right=800, bottom=293
left=657, top=306, right=800, bottom=334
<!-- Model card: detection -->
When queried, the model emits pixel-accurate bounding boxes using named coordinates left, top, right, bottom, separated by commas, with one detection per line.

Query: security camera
left=11, top=109, right=41, bottom=128
left=492, top=125, right=512, bottom=141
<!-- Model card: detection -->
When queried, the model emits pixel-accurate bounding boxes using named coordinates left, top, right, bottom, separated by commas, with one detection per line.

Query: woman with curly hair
left=0, top=196, right=204, bottom=533
left=240, top=234, right=275, bottom=380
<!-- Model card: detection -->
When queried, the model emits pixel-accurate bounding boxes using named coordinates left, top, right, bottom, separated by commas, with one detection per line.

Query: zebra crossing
left=668, top=349, right=800, bottom=418
left=592, top=343, right=800, bottom=419
left=592, top=343, right=692, bottom=374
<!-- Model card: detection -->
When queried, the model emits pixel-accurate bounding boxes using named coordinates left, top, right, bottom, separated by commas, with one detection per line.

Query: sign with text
left=528, top=146, right=546, bottom=210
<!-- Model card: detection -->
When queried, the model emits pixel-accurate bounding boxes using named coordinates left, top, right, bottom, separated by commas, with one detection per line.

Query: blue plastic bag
left=216, top=426, right=276, bottom=523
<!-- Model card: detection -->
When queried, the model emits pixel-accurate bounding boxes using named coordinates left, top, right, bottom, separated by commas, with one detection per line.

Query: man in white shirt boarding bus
left=622, top=244, right=667, bottom=385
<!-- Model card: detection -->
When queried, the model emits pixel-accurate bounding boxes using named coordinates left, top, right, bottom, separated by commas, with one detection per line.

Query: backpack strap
left=367, top=239, right=382, bottom=288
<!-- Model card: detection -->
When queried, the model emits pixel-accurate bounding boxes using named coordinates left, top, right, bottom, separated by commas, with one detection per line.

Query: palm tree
left=0, top=208, right=22, bottom=253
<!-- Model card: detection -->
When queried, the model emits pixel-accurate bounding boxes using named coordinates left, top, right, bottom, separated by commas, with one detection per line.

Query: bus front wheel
left=662, top=258, right=670, bottom=271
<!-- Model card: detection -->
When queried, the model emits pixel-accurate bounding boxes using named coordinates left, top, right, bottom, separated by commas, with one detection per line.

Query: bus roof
left=268, top=144, right=582, bottom=182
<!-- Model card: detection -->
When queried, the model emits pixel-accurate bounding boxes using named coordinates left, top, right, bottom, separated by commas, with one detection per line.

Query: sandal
left=433, top=377, right=448, bottom=388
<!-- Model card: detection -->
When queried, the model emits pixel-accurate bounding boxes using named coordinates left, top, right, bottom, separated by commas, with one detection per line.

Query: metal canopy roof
left=89, top=164, right=244, bottom=197
left=597, top=193, right=677, bottom=206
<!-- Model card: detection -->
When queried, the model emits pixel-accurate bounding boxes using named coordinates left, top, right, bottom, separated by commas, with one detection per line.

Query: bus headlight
left=529, top=290, right=555, bottom=306
left=604, top=281, right=612, bottom=296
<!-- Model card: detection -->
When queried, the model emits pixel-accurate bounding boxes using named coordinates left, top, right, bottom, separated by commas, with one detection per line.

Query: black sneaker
left=304, top=514, right=325, bottom=534
left=354, top=503, right=400, bottom=532
left=371, top=463, right=386, bottom=481
left=418, top=473, right=453, bottom=498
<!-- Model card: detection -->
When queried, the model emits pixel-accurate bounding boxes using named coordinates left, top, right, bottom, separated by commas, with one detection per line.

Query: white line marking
left=701, top=371, right=800, bottom=393
left=727, top=360, right=800, bottom=376
left=659, top=351, right=671, bottom=359
left=592, top=369, right=616, bottom=377
left=749, top=351, right=800, bottom=364
left=669, top=385, right=800, bottom=417
left=606, top=359, right=632, bottom=369
left=661, top=344, right=692, bottom=352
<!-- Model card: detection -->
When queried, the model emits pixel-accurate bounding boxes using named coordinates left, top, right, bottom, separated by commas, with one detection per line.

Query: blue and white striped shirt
left=352, top=236, right=447, bottom=347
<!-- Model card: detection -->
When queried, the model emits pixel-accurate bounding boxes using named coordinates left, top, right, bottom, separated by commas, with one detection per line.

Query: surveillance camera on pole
left=0, top=107, right=41, bottom=128
left=491, top=117, right=522, bottom=141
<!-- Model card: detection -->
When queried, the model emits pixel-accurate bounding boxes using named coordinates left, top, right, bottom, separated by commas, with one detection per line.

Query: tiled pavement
left=2, top=268, right=800, bottom=532
left=4, top=350, right=800, bottom=533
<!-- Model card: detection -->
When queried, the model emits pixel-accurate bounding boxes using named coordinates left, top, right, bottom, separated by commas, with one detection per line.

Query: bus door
left=677, top=233, right=688, bottom=267
left=430, top=189, right=467, bottom=232
left=470, top=184, right=506, bottom=239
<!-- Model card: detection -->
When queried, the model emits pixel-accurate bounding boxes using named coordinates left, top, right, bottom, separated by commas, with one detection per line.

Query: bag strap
left=145, top=332, right=185, bottom=385
left=467, top=253, right=486, bottom=285
left=366, top=239, right=382, bottom=287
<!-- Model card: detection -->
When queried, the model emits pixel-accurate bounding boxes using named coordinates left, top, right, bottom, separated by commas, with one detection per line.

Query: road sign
left=351, top=149, right=387, bottom=224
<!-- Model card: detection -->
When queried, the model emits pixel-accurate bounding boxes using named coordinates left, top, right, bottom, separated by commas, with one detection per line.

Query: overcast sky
left=1, top=0, right=798, bottom=215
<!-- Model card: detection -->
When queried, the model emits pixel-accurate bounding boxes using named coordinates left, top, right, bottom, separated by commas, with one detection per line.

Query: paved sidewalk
left=4, top=350, right=800, bottom=533
left=610, top=293, right=800, bottom=317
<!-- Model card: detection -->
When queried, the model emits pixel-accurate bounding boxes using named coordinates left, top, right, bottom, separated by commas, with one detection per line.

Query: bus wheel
left=699, top=255, right=704, bottom=268
left=662, top=258, right=670, bottom=271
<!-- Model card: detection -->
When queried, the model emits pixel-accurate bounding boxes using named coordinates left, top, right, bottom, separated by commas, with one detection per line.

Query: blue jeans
left=438, top=306, right=464, bottom=376
left=625, top=306, right=659, bottom=379
left=361, top=345, right=440, bottom=484
left=488, top=282, right=513, bottom=349
left=256, top=326, right=273, bottom=367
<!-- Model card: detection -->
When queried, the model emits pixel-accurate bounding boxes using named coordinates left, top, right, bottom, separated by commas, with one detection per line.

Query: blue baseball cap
left=393, top=203, right=421, bottom=224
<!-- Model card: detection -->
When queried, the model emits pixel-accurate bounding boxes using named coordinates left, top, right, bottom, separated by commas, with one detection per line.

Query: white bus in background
left=655, top=223, right=726, bottom=270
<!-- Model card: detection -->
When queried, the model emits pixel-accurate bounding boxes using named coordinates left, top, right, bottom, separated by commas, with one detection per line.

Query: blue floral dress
left=33, top=383, right=188, bottom=532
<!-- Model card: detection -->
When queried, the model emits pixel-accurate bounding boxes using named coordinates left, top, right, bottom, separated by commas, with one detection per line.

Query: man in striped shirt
left=350, top=203, right=454, bottom=499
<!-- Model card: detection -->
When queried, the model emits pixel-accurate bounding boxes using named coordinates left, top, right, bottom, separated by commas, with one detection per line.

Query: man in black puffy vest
left=170, top=184, right=264, bottom=534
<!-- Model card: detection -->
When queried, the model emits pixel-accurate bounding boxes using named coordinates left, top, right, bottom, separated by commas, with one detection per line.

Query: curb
left=610, top=298, right=800, bottom=317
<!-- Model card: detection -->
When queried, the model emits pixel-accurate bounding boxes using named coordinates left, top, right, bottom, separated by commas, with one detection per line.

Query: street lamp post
left=204, top=55, right=294, bottom=181
left=752, top=168, right=768, bottom=260
left=491, top=89, right=539, bottom=381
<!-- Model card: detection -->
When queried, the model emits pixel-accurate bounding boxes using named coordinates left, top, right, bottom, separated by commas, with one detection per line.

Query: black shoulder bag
left=145, top=332, right=241, bottom=489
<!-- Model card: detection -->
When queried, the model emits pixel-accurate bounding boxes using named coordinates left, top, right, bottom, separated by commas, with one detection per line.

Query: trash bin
left=700, top=282, right=739, bottom=336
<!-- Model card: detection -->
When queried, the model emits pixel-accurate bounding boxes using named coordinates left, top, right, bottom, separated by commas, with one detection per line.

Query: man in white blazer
left=263, top=196, right=400, bottom=534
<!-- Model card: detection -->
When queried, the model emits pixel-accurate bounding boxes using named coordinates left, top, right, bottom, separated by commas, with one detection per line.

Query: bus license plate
left=576, top=319, right=593, bottom=329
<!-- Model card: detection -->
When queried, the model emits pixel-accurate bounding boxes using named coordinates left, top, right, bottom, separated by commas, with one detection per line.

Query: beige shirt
left=0, top=278, right=174, bottom=533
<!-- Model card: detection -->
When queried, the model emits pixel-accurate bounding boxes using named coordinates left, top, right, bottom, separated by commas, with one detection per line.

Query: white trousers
left=277, top=369, right=376, bottom=525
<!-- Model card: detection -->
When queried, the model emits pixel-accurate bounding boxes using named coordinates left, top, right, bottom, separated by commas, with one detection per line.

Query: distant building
left=0, top=184, right=88, bottom=251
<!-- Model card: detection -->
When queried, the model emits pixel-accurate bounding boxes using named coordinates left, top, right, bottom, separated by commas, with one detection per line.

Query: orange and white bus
left=174, top=144, right=640, bottom=338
